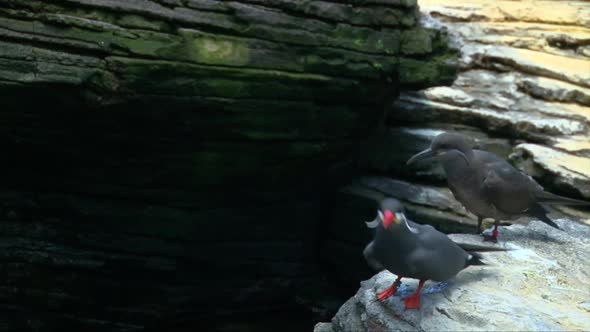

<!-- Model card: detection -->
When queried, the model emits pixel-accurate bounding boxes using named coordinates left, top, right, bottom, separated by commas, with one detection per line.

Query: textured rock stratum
left=381, top=0, right=590, bottom=202
left=315, top=220, right=590, bottom=332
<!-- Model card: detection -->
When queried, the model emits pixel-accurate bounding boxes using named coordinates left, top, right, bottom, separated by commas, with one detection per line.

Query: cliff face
left=0, top=1, right=458, bottom=330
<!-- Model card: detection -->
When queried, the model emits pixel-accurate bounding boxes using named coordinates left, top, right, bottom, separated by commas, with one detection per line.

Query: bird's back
left=367, top=220, right=471, bottom=282
left=368, top=227, right=417, bottom=277
left=443, top=150, right=542, bottom=219
left=476, top=150, right=541, bottom=215
left=442, top=150, right=499, bottom=218
left=408, top=222, right=471, bottom=281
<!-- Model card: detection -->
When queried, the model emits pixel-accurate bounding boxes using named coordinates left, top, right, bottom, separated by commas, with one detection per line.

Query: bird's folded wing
left=406, top=248, right=449, bottom=279
left=363, top=242, right=385, bottom=271
left=481, top=163, right=536, bottom=214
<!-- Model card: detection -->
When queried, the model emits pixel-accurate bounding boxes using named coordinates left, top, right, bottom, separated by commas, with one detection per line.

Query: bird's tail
left=529, top=204, right=560, bottom=229
left=458, top=243, right=512, bottom=252
left=466, top=252, right=486, bottom=267
left=536, top=191, right=590, bottom=206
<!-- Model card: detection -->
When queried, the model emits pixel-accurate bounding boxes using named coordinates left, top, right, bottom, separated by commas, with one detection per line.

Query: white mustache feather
left=365, top=210, right=383, bottom=229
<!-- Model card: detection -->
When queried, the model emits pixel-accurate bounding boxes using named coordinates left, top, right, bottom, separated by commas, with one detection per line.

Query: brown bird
left=407, top=132, right=589, bottom=242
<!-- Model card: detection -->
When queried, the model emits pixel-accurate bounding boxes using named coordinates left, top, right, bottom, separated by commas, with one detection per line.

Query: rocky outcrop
left=384, top=0, right=590, bottom=201
left=317, top=2, right=590, bottom=319
left=315, top=219, right=590, bottom=332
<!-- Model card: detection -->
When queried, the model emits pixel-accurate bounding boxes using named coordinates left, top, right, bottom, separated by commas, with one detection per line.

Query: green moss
left=185, top=32, right=250, bottom=66
left=0, top=0, right=458, bottom=107
left=399, top=53, right=458, bottom=87
left=109, top=56, right=332, bottom=82
left=371, top=29, right=402, bottom=55
left=0, top=15, right=186, bottom=59
left=332, top=25, right=400, bottom=54
left=105, top=56, right=383, bottom=102
left=401, top=28, right=433, bottom=55
left=84, top=70, right=119, bottom=93
left=117, top=32, right=183, bottom=57
left=376, top=39, right=385, bottom=50
left=117, top=14, right=164, bottom=31
left=400, top=13, right=417, bottom=27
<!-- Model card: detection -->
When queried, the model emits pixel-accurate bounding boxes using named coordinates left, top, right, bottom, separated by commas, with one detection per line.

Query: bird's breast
left=448, top=178, right=499, bottom=218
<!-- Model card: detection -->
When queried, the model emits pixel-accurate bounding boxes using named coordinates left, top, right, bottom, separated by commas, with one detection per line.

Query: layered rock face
left=0, top=0, right=458, bottom=331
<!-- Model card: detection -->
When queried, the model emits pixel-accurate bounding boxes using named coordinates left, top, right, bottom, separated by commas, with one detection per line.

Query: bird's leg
left=476, top=217, right=483, bottom=234
left=482, top=219, right=499, bottom=243
left=493, top=220, right=499, bottom=239
left=403, top=279, right=425, bottom=310
left=377, top=276, right=402, bottom=301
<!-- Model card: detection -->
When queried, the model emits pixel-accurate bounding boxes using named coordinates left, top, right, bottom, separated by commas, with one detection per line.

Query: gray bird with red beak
left=406, top=132, right=589, bottom=242
left=363, top=198, right=485, bottom=310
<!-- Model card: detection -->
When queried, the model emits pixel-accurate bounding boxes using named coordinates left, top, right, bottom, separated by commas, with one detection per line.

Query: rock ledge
left=315, top=220, right=590, bottom=332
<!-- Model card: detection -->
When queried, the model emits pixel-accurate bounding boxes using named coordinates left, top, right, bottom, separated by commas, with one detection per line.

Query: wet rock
left=511, top=143, right=590, bottom=199
left=313, top=322, right=335, bottom=332
left=518, top=76, right=590, bottom=107
left=392, top=71, right=589, bottom=138
left=467, top=44, right=590, bottom=88
left=421, top=0, right=590, bottom=29
left=316, top=219, right=590, bottom=332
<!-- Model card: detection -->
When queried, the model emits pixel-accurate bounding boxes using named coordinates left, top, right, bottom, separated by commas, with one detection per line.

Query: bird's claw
left=377, top=284, right=399, bottom=301
left=403, top=294, right=421, bottom=310
left=481, top=229, right=499, bottom=243
left=481, top=234, right=498, bottom=243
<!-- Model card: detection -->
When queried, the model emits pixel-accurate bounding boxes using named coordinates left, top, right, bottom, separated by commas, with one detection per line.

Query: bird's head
left=406, top=132, right=474, bottom=165
left=365, top=198, right=407, bottom=230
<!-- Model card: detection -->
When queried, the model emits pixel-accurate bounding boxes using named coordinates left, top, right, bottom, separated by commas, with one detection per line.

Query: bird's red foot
left=403, top=294, right=421, bottom=310
left=377, top=277, right=402, bottom=302
left=482, top=234, right=498, bottom=243
left=377, top=284, right=399, bottom=301
left=482, top=229, right=499, bottom=243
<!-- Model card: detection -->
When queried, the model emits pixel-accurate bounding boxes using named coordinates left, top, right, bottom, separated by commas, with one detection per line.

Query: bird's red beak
left=382, top=210, right=396, bottom=229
